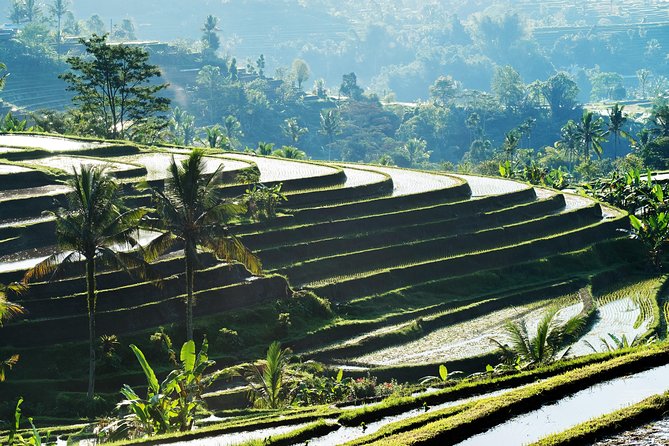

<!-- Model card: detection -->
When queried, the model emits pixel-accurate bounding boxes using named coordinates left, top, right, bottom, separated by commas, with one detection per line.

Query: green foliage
left=144, top=148, right=261, bottom=340
left=492, top=304, right=588, bottom=368
left=272, top=145, right=307, bottom=160
left=150, top=327, right=177, bottom=365
left=291, top=59, right=310, bottom=90
left=24, top=165, right=148, bottom=398
left=168, top=107, right=197, bottom=146
left=293, top=367, right=353, bottom=406
left=243, top=183, right=287, bottom=221
left=100, top=339, right=222, bottom=441
left=201, top=15, right=221, bottom=53
left=6, top=397, right=48, bottom=446
left=0, top=112, right=34, bottom=132
left=0, top=62, right=7, bottom=90
left=340, top=72, right=364, bottom=101
left=282, top=117, right=308, bottom=145
left=60, top=34, right=170, bottom=140
left=419, top=364, right=462, bottom=386
left=199, top=125, right=231, bottom=149
left=97, top=334, right=122, bottom=372
left=246, top=341, right=292, bottom=409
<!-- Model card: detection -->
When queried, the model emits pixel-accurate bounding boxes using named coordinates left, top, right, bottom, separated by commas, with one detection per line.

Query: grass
left=276, top=200, right=599, bottom=285
left=309, top=214, right=627, bottom=300
left=529, top=391, right=669, bottom=445
left=353, top=344, right=669, bottom=445
left=102, top=406, right=340, bottom=445
left=336, top=346, right=657, bottom=427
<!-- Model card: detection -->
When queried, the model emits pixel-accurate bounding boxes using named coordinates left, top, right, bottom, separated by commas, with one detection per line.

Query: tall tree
left=607, top=103, right=628, bottom=158
left=49, top=0, right=70, bottom=51
left=557, top=120, right=582, bottom=171
left=539, top=72, right=579, bottom=117
left=24, top=166, right=148, bottom=398
left=168, top=107, right=197, bottom=146
left=429, top=75, right=459, bottom=107
left=60, top=35, right=170, bottom=140
left=502, top=130, right=521, bottom=165
left=651, top=104, right=669, bottom=137
left=9, top=0, right=26, bottom=24
left=319, top=109, right=341, bottom=145
left=23, top=0, right=41, bottom=22
left=636, top=69, right=651, bottom=99
left=144, top=149, right=261, bottom=341
left=491, top=65, right=526, bottom=112
left=291, top=59, right=310, bottom=91
left=576, top=110, right=608, bottom=159
left=222, top=115, right=243, bottom=149
left=201, top=15, right=221, bottom=53
left=340, top=72, right=363, bottom=101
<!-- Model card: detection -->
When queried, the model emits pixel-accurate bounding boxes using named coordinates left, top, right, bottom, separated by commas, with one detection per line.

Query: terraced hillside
left=0, top=133, right=640, bottom=422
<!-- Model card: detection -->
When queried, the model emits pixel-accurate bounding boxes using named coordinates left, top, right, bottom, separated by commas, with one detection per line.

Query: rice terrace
left=3, top=0, right=669, bottom=445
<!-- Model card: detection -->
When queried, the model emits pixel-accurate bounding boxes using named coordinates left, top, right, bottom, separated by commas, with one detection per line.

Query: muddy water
left=455, top=363, right=669, bottom=446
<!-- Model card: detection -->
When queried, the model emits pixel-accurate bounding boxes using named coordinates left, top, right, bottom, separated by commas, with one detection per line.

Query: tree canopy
left=60, top=34, right=170, bottom=140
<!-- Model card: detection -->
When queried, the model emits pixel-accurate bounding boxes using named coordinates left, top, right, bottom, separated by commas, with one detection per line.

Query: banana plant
left=6, top=397, right=47, bottom=446
left=106, top=338, right=225, bottom=440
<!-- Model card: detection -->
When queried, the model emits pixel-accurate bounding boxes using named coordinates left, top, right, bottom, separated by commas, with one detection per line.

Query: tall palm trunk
left=86, top=257, right=97, bottom=398
left=185, top=247, right=195, bottom=341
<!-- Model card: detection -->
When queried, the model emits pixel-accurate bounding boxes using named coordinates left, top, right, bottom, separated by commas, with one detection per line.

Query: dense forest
left=2, top=0, right=669, bottom=182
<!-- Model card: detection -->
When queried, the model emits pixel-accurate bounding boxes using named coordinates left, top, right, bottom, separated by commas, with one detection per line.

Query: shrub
left=217, top=327, right=242, bottom=348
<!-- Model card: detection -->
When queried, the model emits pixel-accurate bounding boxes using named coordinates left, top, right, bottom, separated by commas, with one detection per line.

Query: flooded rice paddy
left=356, top=279, right=658, bottom=366
left=117, top=153, right=250, bottom=181
left=456, top=362, right=669, bottom=446
left=0, top=135, right=104, bottom=151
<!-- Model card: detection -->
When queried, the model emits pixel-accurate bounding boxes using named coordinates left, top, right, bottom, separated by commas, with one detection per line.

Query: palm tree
left=319, top=109, right=341, bottom=145
left=651, top=104, right=669, bottom=137
left=199, top=125, right=229, bottom=150
left=201, top=15, right=221, bottom=52
left=272, top=146, right=307, bottom=160
left=492, top=307, right=587, bottom=367
left=0, top=282, right=25, bottom=324
left=255, top=142, right=274, bottom=156
left=282, top=118, right=308, bottom=145
left=502, top=130, right=521, bottom=165
left=576, top=110, right=608, bottom=159
left=246, top=341, right=292, bottom=409
left=144, top=149, right=261, bottom=341
left=24, top=165, right=148, bottom=398
left=0, top=282, right=25, bottom=382
left=607, top=104, right=628, bottom=159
